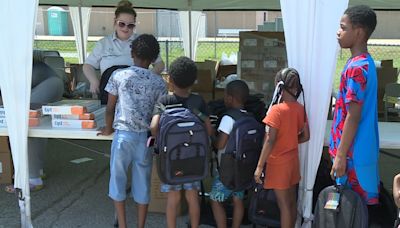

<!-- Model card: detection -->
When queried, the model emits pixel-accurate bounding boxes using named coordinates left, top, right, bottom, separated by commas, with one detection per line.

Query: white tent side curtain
left=38, top=0, right=400, bottom=10
left=0, top=0, right=39, bottom=227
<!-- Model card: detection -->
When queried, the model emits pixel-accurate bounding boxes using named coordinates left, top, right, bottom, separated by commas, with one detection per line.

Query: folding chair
left=384, top=83, right=400, bottom=122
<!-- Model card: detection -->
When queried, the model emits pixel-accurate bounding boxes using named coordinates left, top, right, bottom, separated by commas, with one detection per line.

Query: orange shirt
left=263, top=102, right=305, bottom=164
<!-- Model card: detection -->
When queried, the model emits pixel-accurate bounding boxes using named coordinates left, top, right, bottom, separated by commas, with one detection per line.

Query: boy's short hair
left=226, top=80, right=249, bottom=104
left=131, top=34, right=160, bottom=62
left=169, top=56, right=197, bottom=89
left=344, top=5, right=377, bottom=39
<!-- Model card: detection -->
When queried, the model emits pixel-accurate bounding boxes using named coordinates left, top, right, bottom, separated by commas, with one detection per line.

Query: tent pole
left=188, top=0, right=193, bottom=59
left=78, top=2, right=86, bottom=63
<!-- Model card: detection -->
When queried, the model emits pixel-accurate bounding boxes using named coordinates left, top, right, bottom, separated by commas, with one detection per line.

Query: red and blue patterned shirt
left=329, top=53, right=379, bottom=193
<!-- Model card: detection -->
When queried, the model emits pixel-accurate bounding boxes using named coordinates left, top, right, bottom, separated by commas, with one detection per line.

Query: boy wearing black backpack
left=150, top=56, right=213, bottom=228
left=210, top=80, right=251, bottom=228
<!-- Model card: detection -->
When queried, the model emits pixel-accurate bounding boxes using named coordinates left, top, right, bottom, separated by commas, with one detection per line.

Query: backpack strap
left=163, top=95, right=208, bottom=122
left=224, top=108, right=249, bottom=121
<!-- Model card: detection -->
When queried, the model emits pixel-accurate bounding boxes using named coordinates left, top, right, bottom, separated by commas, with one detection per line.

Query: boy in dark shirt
left=151, top=56, right=213, bottom=228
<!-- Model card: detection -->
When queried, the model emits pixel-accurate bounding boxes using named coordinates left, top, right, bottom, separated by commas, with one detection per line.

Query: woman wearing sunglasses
left=83, top=0, right=165, bottom=103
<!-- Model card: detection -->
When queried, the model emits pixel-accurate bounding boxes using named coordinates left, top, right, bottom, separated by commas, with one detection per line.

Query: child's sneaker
left=4, top=183, right=44, bottom=194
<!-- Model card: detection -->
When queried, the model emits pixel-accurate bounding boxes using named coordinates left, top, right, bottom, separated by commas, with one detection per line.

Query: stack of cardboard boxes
left=0, top=106, right=44, bottom=127
left=0, top=137, right=12, bottom=184
left=42, top=100, right=103, bottom=129
left=161, top=60, right=217, bottom=103
left=238, top=31, right=287, bottom=104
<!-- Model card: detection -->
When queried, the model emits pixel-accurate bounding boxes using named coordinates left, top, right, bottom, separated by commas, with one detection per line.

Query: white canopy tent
left=280, top=1, right=349, bottom=226
left=0, top=1, right=38, bottom=227
left=70, top=7, right=91, bottom=64
left=38, top=0, right=400, bottom=10
left=1, top=0, right=400, bottom=227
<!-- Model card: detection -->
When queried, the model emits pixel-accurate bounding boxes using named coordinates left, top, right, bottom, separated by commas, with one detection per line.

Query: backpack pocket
left=167, top=143, right=207, bottom=183
left=219, top=153, right=236, bottom=189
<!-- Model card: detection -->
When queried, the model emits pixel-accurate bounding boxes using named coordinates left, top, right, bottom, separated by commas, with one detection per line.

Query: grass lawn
left=34, top=40, right=400, bottom=91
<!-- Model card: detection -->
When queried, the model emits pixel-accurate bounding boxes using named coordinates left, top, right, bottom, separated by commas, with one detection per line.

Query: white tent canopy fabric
left=1, top=0, right=397, bottom=227
left=179, top=11, right=204, bottom=59
left=0, top=0, right=38, bottom=227
left=70, top=7, right=91, bottom=63
left=280, top=0, right=349, bottom=227
left=37, top=0, right=400, bottom=10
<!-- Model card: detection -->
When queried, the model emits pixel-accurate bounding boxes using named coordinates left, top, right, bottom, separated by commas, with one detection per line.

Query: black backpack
left=99, top=65, right=129, bottom=104
left=219, top=109, right=264, bottom=191
left=248, top=183, right=280, bottom=227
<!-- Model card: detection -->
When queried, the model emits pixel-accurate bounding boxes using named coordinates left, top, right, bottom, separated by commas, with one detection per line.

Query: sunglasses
left=116, top=20, right=136, bottom=29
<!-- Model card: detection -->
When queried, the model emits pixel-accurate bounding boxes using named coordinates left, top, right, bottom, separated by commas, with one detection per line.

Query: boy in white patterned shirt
left=98, top=34, right=167, bottom=228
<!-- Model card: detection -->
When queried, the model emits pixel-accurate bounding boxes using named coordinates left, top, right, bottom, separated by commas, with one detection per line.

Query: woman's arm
left=151, top=61, right=165, bottom=75
left=82, top=64, right=100, bottom=95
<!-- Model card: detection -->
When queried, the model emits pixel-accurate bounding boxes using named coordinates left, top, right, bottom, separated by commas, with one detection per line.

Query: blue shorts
left=109, top=130, right=152, bottom=204
left=161, top=181, right=201, bottom=193
left=210, top=174, right=244, bottom=202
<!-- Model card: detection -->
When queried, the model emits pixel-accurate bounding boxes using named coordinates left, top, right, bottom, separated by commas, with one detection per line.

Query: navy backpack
left=156, top=102, right=209, bottom=185
left=219, top=109, right=264, bottom=191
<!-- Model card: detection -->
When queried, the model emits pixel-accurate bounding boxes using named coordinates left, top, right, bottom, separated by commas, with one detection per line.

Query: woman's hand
left=254, top=166, right=263, bottom=184
left=89, top=80, right=100, bottom=96
left=97, top=126, right=114, bottom=136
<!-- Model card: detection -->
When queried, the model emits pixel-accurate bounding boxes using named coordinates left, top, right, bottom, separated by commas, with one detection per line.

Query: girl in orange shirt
left=254, top=68, right=310, bottom=228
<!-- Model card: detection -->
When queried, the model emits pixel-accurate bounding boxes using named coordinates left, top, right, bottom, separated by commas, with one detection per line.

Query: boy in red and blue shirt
left=330, top=5, right=379, bottom=205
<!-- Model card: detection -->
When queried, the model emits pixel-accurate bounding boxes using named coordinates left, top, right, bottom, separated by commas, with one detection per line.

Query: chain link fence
left=34, top=38, right=400, bottom=66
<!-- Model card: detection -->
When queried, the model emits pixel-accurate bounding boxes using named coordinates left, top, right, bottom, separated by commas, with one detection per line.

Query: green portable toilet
left=47, top=6, right=69, bottom=36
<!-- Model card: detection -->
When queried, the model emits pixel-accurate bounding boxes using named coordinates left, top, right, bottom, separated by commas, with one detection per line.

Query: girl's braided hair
left=267, top=68, right=307, bottom=122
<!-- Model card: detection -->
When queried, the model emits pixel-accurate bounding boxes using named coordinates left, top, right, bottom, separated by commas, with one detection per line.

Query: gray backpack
left=313, top=185, right=368, bottom=228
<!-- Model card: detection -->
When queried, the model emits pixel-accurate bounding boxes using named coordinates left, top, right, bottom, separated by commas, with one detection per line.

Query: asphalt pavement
left=0, top=139, right=398, bottom=227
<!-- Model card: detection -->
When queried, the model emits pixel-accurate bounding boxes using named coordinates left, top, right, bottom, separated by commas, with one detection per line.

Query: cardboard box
left=42, top=99, right=101, bottom=115
left=214, top=88, right=225, bottom=101
left=148, top=158, right=187, bottom=215
left=192, top=92, right=213, bottom=104
left=0, top=117, right=44, bottom=127
left=192, top=69, right=214, bottom=93
left=0, top=151, right=13, bottom=184
left=216, top=64, right=237, bottom=80
left=376, top=60, right=398, bottom=113
left=192, top=61, right=218, bottom=93
left=0, top=107, right=42, bottom=119
left=0, top=137, right=10, bottom=154
left=239, top=31, right=286, bottom=53
left=238, top=31, right=287, bottom=98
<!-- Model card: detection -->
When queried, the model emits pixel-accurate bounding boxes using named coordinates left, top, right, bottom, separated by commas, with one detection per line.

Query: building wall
left=35, top=7, right=399, bottom=39
left=86, top=8, right=157, bottom=36
left=206, top=11, right=258, bottom=37
left=371, top=11, right=400, bottom=39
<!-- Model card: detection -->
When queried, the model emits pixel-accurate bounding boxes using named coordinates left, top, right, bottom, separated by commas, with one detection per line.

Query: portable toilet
left=47, top=6, right=69, bottom=36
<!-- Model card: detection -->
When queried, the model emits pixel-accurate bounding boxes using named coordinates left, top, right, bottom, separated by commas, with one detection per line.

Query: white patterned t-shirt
left=105, top=66, right=167, bottom=132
